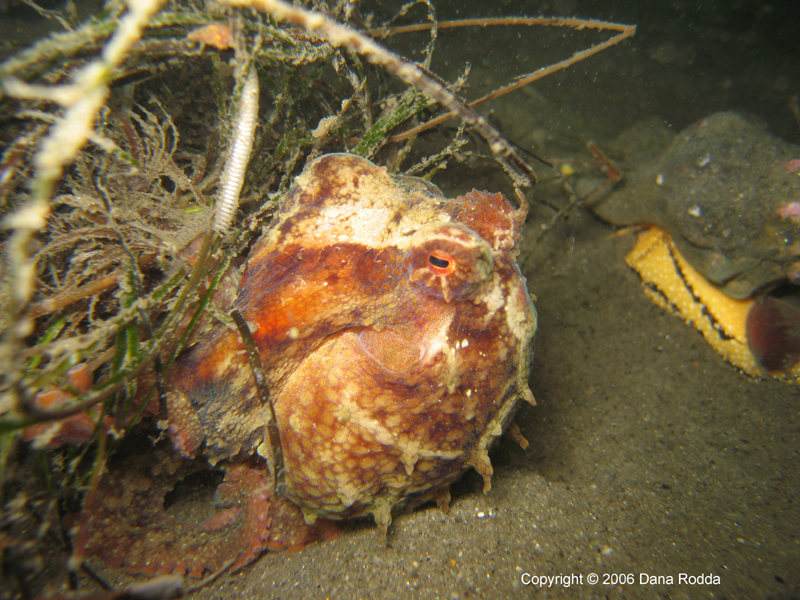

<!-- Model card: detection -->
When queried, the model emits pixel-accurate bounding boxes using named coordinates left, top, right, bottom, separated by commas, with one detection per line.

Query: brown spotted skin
left=84, top=447, right=336, bottom=577
left=168, top=153, right=537, bottom=528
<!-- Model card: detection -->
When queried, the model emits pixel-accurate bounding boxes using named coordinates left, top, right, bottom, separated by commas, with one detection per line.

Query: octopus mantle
left=142, top=153, right=535, bottom=532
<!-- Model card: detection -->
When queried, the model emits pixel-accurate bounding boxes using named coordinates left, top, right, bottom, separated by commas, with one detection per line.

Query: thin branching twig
left=219, top=0, right=539, bottom=188
left=374, top=17, right=636, bottom=141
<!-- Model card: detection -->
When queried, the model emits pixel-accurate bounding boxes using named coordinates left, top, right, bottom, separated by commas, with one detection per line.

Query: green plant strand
left=352, top=88, right=431, bottom=158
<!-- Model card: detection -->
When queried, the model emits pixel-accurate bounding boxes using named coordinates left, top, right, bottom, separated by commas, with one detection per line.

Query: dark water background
left=399, top=0, right=800, bottom=140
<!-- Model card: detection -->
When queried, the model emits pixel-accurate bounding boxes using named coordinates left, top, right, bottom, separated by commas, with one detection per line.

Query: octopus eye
left=406, top=223, right=492, bottom=301
left=428, top=253, right=451, bottom=270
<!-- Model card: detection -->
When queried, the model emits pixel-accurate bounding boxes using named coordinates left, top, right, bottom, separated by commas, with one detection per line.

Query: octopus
left=588, top=112, right=800, bottom=381
left=83, top=153, right=537, bottom=576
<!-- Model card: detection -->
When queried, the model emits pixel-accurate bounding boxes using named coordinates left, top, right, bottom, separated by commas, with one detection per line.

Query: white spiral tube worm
left=213, top=67, right=260, bottom=235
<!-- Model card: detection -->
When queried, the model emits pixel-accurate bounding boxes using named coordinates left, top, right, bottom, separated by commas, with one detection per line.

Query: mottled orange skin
left=23, top=364, right=105, bottom=449
left=167, top=153, right=537, bottom=527
left=87, top=154, right=536, bottom=576
left=84, top=447, right=336, bottom=577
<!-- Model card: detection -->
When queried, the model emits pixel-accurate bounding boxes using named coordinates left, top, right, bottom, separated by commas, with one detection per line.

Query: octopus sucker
left=88, top=153, right=537, bottom=574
